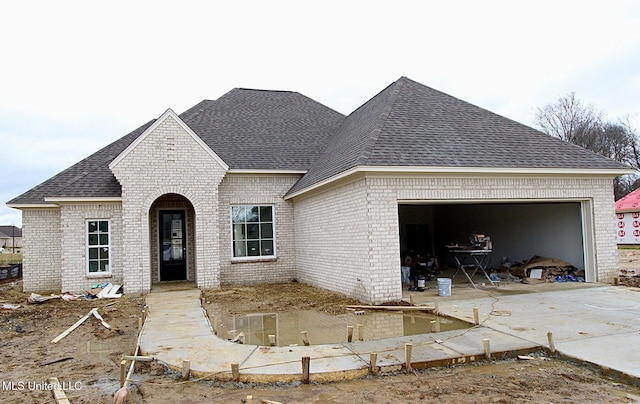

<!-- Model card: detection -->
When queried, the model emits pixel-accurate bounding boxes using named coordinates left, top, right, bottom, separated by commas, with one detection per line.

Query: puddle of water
left=210, top=308, right=470, bottom=346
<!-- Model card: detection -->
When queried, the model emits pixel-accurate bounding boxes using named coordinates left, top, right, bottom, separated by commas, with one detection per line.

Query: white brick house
left=7, top=77, right=632, bottom=304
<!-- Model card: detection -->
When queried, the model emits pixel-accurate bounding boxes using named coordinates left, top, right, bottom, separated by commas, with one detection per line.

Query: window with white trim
left=87, top=220, right=111, bottom=273
left=231, top=205, right=275, bottom=258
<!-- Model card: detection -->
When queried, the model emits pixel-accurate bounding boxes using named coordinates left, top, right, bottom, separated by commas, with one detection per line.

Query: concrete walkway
left=138, top=284, right=640, bottom=384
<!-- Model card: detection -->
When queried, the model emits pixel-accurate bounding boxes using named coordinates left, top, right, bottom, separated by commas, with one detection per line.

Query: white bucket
left=437, top=278, right=452, bottom=297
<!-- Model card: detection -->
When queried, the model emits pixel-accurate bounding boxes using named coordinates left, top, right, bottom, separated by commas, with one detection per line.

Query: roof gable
left=109, top=108, right=229, bottom=171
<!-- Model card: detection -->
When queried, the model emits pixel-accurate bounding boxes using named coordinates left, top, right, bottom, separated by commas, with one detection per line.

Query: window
left=231, top=205, right=275, bottom=258
left=87, top=220, right=110, bottom=274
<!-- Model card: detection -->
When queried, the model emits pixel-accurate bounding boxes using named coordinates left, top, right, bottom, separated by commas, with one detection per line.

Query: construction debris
left=49, top=377, right=71, bottom=404
left=27, top=293, right=61, bottom=304
left=51, top=308, right=111, bottom=343
left=27, top=284, right=122, bottom=304
left=509, top=256, right=585, bottom=283
left=40, top=357, right=74, bottom=367
left=88, top=283, right=123, bottom=299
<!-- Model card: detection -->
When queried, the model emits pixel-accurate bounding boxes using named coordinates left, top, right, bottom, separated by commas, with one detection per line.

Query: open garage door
left=398, top=201, right=594, bottom=282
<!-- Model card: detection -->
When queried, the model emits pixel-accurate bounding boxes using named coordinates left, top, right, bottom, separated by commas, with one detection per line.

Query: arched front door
left=159, top=210, right=187, bottom=281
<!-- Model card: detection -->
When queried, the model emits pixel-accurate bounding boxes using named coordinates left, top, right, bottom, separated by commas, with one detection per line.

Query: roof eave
left=285, top=165, right=634, bottom=200
left=44, top=197, right=123, bottom=204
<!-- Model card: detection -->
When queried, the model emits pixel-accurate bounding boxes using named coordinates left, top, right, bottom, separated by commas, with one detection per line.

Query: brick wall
left=294, top=178, right=377, bottom=302
left=59, top=202, right=123, bottom=293
left=110, top=113, right=227, bottom=293
left=218, top=174, right=299, bottom=284
left=21, top=208, right=61, bottom=292
left=293, top=174, right=618, bottom=303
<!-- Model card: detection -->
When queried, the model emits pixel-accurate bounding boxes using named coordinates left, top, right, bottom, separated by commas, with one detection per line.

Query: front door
left=159, top=210, right=187, bottom=281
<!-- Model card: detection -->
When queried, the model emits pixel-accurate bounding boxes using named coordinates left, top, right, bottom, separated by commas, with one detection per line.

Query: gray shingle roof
left=0, top=225, right=21, bottom=238
left=180, top=89, right=344, bottom=170
left=8, top=77, right=629, bottom=206
left=286, top=77, right=629, bottom=195
left=8, top=89, right=343, bottom=205
left=8, top=121, right=154, bottom=205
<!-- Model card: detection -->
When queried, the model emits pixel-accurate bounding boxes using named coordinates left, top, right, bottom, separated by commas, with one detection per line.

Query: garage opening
left=398, top=201, right=592, bottom=282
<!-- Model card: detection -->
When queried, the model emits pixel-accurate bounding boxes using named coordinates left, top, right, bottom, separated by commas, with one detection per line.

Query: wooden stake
left=212, top=315, right=218, bottom=335
left=239, top=333, right=245, bottom=344
left=435, top=318, right=441, bottom=332
left=268, top=334, right=276, bottom=346
left=246, top=395, right=252, bottom=404
left=347, top=326, right=354, bottom=342
left=473, top=307, right=479, bottom=325
left=547, top=331, right=556, bottom=354
left=120, top=359, right=127, bottom=388
left=182, top=359, right=191, bottom=380
left=434, top=301, right=439, bottom=315
left=138, top=317, right=143, bottom=332
left=430, top=320, right=437, bottom=333
left=370, top=352, right=378, bottom=374
left=231, top=362, right=240, bottom=381
left=409, top=294, right=415, bottom=305
left=357, top=324, right=364, bottom=341
left=302, top=356, right=310, bottom=384
left=405, top=343, right=413, bottom=372
left=301, top=331, right=310, bottom=346
left=482, top=338, right=491, bottom=360
left=49, top=377, right=70, bottom=404
left=614, top=277, right=619, bottom=286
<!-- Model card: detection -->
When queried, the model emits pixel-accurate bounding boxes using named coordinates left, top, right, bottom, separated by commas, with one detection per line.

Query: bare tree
left=535, top=93, right=639, bottom=200
left=535, top=92, right=604, bottom=145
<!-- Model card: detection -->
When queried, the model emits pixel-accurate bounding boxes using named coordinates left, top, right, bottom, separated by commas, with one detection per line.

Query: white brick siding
left=59, top=202, right=123, bottom=293
left=294, top=178, right=377, bottom=302
left=20, top=109, right=619, bottom=304
left=110, top=114, right=227, bottom=293
left=21, top=208, right=61, bottom=292
left=218, top=174, right=299, bottom=284
left=294, top=174, right=619, bottom=304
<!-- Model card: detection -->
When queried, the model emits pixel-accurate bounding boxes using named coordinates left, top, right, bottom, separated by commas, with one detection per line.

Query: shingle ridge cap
left=356, top=78, right=405, bottom=165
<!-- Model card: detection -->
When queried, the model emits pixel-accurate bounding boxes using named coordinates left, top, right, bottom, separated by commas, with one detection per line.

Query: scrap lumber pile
left=509, top=256, right=585, bottom=284
left=26, top=283, right=122, bottom=304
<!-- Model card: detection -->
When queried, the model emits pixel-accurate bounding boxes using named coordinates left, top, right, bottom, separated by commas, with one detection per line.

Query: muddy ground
left=3, top=253, right=640, bottom=403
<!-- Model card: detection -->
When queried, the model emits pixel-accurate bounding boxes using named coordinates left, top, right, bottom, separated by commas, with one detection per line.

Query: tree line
left=534, top=93, right=639, bottom=200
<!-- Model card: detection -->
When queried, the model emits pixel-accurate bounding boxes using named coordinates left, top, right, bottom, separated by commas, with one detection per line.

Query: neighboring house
left=615, top=188, right=640, bottom=244
left=0, top=225, right=22, bottom=253
left=7, top=77, right=632, bottom=303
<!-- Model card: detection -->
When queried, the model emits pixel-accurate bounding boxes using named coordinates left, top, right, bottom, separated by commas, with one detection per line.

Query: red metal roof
left=615, top=188, right=640, bottom=212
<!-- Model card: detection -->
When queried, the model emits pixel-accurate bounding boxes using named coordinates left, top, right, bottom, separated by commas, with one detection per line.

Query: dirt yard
left=3, top=252, right=640, bottom=403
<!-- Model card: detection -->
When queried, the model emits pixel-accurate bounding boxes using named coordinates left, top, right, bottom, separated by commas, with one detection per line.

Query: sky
left=2, top=0, right=639, bottom=227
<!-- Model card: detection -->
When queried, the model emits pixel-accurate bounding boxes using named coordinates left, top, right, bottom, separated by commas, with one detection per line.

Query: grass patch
left=0, top=253, right=22, bottom=265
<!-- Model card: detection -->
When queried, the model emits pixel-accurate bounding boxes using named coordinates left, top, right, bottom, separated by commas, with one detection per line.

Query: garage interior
left=398, top=201, right=591, bottom=282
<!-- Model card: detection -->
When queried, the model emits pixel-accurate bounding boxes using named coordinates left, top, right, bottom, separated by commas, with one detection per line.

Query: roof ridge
left=356, top=77, right=405, bottom=165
